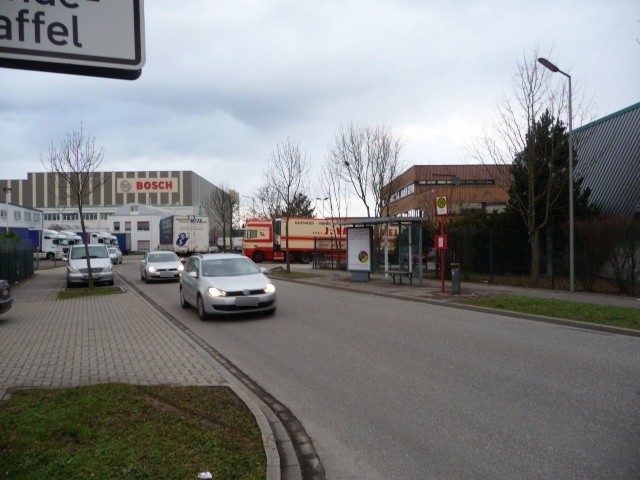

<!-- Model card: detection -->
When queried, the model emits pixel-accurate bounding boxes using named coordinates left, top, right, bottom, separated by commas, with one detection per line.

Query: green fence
left=0, top=238, right=35, bottom=285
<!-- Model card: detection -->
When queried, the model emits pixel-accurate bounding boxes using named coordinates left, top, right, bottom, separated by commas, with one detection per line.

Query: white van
left=65, top=244, right=114, bottom=287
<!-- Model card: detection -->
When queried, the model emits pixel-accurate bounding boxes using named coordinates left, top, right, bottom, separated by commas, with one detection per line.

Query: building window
left=63, top=213, right=78, bottom=221
left=125, top=221, right=131, bottom=231
left=390, top=183, right=415, bottom=203
left=137, top=221, right=150, bottom=231
left=82, top=212, right=97, bottom=221
left=24, top=212, right=31, bottom=221
left=44, top=213, right=60, bottom=221
left=100, top=212, right=113, bottom=220
left=33, top=213, right=40, bottom=221
left=113, top=222, right=120, bottom=232
left=0, top=209, right=6, bottom=219
left=14, top=211, right=21, bottom=221
left=131, top=205, right=139, bottom=214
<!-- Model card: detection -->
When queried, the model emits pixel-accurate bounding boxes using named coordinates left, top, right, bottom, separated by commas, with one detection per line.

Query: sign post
left=0, top=0, right=145, bottom=80
left=434, top=196, right=448, bottom=293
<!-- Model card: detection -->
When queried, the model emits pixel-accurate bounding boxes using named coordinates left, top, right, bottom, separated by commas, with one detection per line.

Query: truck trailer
left=159, top=215, right=209, bottom=254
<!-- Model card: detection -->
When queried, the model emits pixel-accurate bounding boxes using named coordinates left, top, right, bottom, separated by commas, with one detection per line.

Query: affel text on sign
left=0, top=1, right=94, bottom=49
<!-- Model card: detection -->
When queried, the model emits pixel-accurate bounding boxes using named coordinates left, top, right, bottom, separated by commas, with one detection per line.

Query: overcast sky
left=1, top=0, right=638, bottom=213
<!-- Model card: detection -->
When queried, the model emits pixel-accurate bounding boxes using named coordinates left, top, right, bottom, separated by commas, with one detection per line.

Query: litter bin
left=451, top=262, right=460, bottom=294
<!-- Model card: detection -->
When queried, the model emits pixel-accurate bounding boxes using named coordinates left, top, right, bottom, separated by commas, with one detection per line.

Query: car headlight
left=104, top=263, right=113, bottom=272
left=178, top=264, right=184, bottom=271
left=207, top=287, right=227, bottom=297
left=264, top=283, right=276, bottom=294
left=68, top=265, right=79, bottom=274
left=148, top=266, right=156, bottom=273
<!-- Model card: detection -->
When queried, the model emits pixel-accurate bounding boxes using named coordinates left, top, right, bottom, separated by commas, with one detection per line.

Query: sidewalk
left=294, top=268, right=640, bottom=310
left=0, top=266, right=281, bottom=479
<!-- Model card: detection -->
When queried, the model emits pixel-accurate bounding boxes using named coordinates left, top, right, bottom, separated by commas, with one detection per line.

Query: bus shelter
left=336, top=217, right=429, bottom=285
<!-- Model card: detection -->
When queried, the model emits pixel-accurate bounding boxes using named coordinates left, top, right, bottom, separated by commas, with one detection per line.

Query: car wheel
left=66, top=280, right=73, bottom=288
left=197, top=295, right=208, bottom=320
left=108, top=280, right=114, bottom=286
left=252, top=251, right=265, bottom=263
left=180, top=288, right=190, bottom=309
left=140, top=270, right=144, bottom=281
left=46, top=252, right=54, bottom=260
left=144, top=272, right=149, bottom=284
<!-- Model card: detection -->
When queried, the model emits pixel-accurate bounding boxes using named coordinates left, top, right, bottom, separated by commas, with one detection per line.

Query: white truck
left=59, top=230, right=83, bottom=256
left=39, top=229, right=65, bottom=260
left=159, top=215, right=210, bottom=254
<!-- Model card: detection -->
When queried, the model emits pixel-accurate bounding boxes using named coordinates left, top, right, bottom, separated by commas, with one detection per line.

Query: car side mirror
left=188, top=271, right=198, bottom=278
left=260, top=267, right=269, bottom=274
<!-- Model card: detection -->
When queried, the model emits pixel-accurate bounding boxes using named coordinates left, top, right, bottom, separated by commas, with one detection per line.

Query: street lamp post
left=538, top=57, right=575, bottom=293
left=2, top=187, right=11, bottom=232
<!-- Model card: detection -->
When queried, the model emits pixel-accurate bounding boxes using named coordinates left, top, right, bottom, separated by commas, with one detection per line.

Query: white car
left=140, top=251, right=184, bottom=283
left=179, top=253, right=276, bottom=319
left=107, top=247, right=123, bottom=264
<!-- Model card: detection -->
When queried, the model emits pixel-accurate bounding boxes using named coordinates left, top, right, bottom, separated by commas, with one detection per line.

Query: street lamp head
left=538, top=57, right=559, bottom=72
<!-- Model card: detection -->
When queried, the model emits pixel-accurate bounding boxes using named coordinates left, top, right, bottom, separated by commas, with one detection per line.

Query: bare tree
left=467, top=49, right=593, bottom=284
left=264, top=138, right=311, bottom=272
left=328, top=123, right=404, bottom=218
left=201, top=183, right=236, bottom=251
left=42, top=125, right=106, bottom=289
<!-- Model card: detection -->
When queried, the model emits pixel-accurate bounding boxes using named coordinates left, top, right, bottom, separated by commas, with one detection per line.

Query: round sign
left=436, top=197, right=447, bottom=209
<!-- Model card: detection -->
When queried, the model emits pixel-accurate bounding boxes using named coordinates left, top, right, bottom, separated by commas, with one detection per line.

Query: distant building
left=0, top=202, right=43, bottom=232
left=574, top=101, right=640, bottom=218
left=0, top=170, right=224, bottom=231
left=383, top=164, right=511, bottom=218
left=385, top=102, right=640, bottom=221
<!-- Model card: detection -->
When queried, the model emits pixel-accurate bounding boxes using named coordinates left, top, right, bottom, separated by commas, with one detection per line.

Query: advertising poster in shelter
left=347, top=227, right=373, bottom=272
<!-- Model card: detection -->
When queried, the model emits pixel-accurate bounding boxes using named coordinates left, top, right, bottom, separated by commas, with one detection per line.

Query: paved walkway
left=0, top=267, right=226, bottom=401
left=295, top=268, right=640, bottom=310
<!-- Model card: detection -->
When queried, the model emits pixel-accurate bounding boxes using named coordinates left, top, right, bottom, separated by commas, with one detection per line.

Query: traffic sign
left=0, top=0, right=145, bottom=80
left=435, top=196, right=448, bottom=216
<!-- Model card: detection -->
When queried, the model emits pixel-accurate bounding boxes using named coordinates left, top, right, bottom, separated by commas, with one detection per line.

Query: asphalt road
left=119, top=257, right=640, bottom=480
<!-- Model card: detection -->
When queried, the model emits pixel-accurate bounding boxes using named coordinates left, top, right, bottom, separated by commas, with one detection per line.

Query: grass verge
left=461, top=295, right=640, bottom=330
left=58, top=286, right=123, bottom=300
left=0, top=383, right=266, bottom=480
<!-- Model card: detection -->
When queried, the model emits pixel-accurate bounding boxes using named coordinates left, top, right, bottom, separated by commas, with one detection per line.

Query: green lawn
left=462, top=295, right=640, bottom=330
left=0, top=384, right=266, bottom=480
left=58, top=286, right=123, bottom=300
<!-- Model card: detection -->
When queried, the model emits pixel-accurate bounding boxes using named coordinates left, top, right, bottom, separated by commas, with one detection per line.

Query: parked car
left=107, top=247, right=123, bottom=265
left=0, top=279, right=13, bottom=315
left=66, top=244, right=114, bottom=287
left=179, top=253, right=276, bottom=319
left=140, top=251, right=184, bottom=283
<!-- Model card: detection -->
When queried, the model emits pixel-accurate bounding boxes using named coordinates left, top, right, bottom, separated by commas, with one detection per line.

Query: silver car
left=66, top=244, right=115, bottom=287
left=140, top=251, right=184, bottom=283
left=179, top=253, right=276, bottom=319
left=107, top=247, right=123, bottom=264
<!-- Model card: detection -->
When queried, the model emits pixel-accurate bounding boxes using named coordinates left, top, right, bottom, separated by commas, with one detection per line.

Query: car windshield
left=201, top=258, right=260, bottom=277
left=108, top=248, right=117, bottom=253
left=70, top=246, right=108, bottom=259
left=148, top=252, right=178, bottom=262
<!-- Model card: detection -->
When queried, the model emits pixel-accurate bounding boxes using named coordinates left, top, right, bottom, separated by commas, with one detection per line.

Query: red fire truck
left=242, top=217, right=398, bottom=264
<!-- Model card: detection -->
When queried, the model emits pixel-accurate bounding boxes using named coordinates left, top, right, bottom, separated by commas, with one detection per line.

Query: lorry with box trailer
left=242, top=217, right=399, bottom=264
left=159, top=215, right=209, bottom=255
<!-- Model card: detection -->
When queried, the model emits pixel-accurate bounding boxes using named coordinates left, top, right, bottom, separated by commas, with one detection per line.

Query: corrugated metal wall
left=574, top=102, right=640, bottom=218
